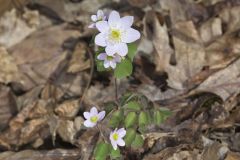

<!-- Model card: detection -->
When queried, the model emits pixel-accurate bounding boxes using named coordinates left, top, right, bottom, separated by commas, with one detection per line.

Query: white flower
left=97, top=52, right=121, bottom=69
left=88, top=10, right=107, bottom=28
left=110, top=128, right=126, bottom=150
left=95, top=11, right=140, bottom=56
left=83, top=107, right=105, bottom=127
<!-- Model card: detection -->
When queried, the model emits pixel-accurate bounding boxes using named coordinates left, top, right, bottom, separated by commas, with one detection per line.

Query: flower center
left=112, top=133, right=119, bottom=141
left=109, top=29, right=121, bottom=43
left=90, top=116, right=98, bottom=123
left=107, top=56, right=113, bottom=61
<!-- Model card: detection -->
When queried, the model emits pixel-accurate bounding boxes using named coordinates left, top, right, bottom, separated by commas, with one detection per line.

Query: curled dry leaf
left=197, top=58, right=240, bottom=100
left=55, top=99, right=80, bottom=118
left=19, top=118, right=48, bottom=146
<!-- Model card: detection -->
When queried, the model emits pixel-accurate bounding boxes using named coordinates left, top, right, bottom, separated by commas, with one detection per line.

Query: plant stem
left=114, top=78, right=118, bottom=103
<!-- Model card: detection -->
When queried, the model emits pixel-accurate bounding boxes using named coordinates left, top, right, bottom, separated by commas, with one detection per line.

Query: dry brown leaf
left=0, top=85, right=17, bottom=131
left=199, top=17, right=222, bottom=44
left=55, top=99, right=80, bottom=118
left=167, top=21, right=206, bottom=90
left=9, top=24, right=80, bottom=91
left=0, top=9, right=39, bottom=48
left=196, top=58, right=240, bottom=100
left=57, top=119, right=77, bottom=144
left=0, top=47, right=19, bottom=84
left=143, top=11, right=173, bottom=72
left=225, top=151, right=240, bottom=160
left=67, top=42, right=90, bottom=73
left=19, top=118, right=48, bottom=146
left=0, top=149, right=81, bottom=160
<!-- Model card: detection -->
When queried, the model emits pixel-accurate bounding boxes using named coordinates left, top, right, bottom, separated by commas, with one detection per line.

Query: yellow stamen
left=112, top=133, right=119, bottom=141
left=110, top=29, right=121, bottom=42
left=90, top=116, right=98, bottom=123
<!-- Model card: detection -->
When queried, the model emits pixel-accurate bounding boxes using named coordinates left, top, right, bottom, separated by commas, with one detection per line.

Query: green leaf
left=94, top=142, right=110, bottom=160
left=160, top=109, right=172, bottom=120
left=153, top=110, right=163, bottom=125
left=124, top=128, right=136, bottom=146
left=131, top=134, right=144, bottom=148
left=109, top=110, right=124, bottom=128
left=114, top=58, right=132, bottom=79
left=110, top=148, right=121, bottom=159
left=124, top=112, right=137, bottom=128
left=96, top=59, right=106, bottom=72
left=104, top=102, right=117, bottom=115
left=125, top=101, right=142, bottom=111
left=127, top=43, right=137, bottom=61
left=138, top=111, right=148, bottom=127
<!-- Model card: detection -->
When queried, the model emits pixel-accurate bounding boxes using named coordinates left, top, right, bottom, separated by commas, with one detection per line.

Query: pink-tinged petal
left=83, top=112, right=90, bottom=119
left=105, top=45, right=116, bottom=56
left=96, top=21, right=109, bottom=33
left=122, top=28, right=141, bottom=43
left=84, top=120, right=96, bottom=127
left=97, top=10, right=104, bottom=18
left=117, top=128, right=126, bottom=138
left=88, top=23, right=95, bottom=28
left=109, top=61, right=116, bottom=69
left=95, top=33, right=107, bottom=47
left=97, top=53, right=107, bottom=60
left=90, top=107, right=98, bottom=115
left=117, top=138, right=125, bottom=146
left=108, top=11, right=120, bottom=27
left=104, top=60, right=110, bottom=68
left=111, top=140, right=118, bottom=150
left=116, top=43, right=128, bottom=56
left=114, top=55, right=121, bottom=63
left=91, top=15, right=97, bottom=21
left=120, top=16, right=134, bottom=28
left=98, top=111, right=106, bottom=121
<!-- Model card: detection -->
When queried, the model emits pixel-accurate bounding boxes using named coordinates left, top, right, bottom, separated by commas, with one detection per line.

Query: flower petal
left=98, top=111, right=106, bottom=121
left=97, top=10, right=104, bottom=18
left=83, top=112, right=90, bottom=119
left=105, top=45, right=116, bottom=56
left=91, top=15, right=97, bottom=21
left=114, top=54, right=121, bottom=63
left=111, top=140, right=118, bottom=150
left=104, top=60, right=110, bottom=68
left=116, top=43, right=128, bottom=56
left=95, top=33, right=107, bottom=47
left=96, top=21, right=109, bottom=33
left=109, top=61, right=116, bottom=69
left=97, top=53, right=107, bottom=60
left=84, top=120, right=96, bottom=127
left=117, top=128, right=126, bottom=138
left=90, top=107, right=98, bottom=115
left=108, top=11, right=120, bottom=27
left=120, top=16, right=133, bottom=28
left=88, top=23, right=95, bottom=28
left=122, top=28, right=140, bottom=43
left=117, top=138, right=125, bottom=146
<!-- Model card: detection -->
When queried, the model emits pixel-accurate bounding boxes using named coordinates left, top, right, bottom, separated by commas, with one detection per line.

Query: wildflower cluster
left=89, top=10, right=140, bottom=78
left=85, top=10, right=172, bottom=160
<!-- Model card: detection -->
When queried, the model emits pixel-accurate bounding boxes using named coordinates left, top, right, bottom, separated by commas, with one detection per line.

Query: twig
left=79, top=47, right=94, bottom=106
